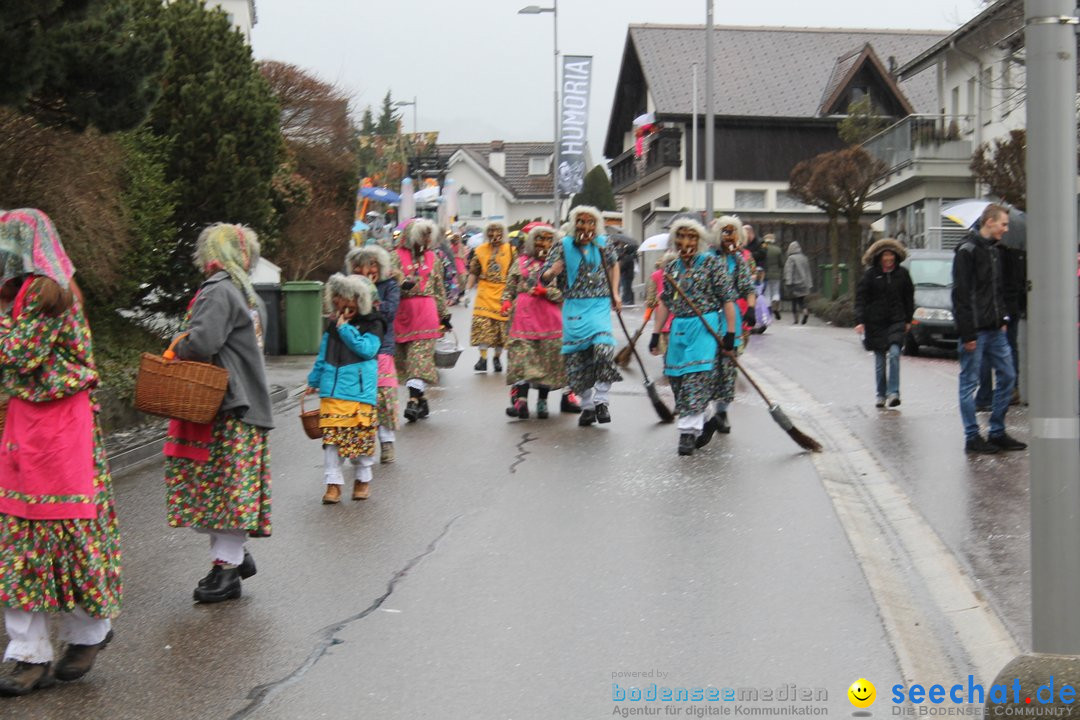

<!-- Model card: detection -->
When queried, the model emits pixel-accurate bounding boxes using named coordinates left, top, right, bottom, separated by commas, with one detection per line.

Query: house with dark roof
left=863, top=0, right=1026, bottom=248
left=605, top=24, right=947, bottom=241
left=436, top=141, right=561, bottom=225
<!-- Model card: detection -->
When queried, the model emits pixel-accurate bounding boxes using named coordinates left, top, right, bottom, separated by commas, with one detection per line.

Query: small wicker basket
left=434, top=331, right=463, bottom=369
left=134, top=333, right=229, bottom=424
left=300, top=393, right=322, bottom=439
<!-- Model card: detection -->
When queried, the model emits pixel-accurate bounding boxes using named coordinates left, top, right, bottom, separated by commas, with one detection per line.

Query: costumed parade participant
left=501, top=224, right=572, bottom=419
left=645, top=252, right=677, bottom=356
left=650, top=217, right=737, bottom=456
left=392, top=219, right=450, bottom=422
left=164, top=223, right=273, bottom=604
left=468, top=221, right=514, bottom=373
left=0, top=210, right=121, bottom=695
left=710, top=217, right=757, bottom=432
left=306, top=274, right=383, bottom=503
left=347, top=245, right=401, bottom=463
left=540, top=206, right=623, bottom=426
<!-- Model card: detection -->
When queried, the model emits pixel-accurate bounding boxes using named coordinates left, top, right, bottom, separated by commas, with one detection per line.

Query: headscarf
left=0, top=209, right=76, bottom=289
left=193, top=223, right=261, bottom=309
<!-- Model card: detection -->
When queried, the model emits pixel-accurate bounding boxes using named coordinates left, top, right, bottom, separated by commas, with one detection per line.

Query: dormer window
left=528, top=156, right=551, bottom=176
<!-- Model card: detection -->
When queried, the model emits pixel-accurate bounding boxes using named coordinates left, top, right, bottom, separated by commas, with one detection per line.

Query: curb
left=110, top=385, right=292, bottom=477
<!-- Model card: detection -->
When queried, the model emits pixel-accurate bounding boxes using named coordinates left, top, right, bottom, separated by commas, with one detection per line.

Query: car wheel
left=903, top=333, right=920, bottom=357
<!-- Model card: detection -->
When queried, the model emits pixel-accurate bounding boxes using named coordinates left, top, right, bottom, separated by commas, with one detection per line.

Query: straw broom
left=662, top=272, right=822, bottom=452
left=615, top=307, right=652, bottom=367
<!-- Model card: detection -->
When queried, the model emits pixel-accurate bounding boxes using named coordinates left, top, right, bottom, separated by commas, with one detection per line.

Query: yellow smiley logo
left=848, top=678, right=876, bottom=708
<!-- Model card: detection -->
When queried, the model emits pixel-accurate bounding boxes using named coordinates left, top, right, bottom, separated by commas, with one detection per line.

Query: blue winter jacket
left=307, top=314, right=384, bottom=405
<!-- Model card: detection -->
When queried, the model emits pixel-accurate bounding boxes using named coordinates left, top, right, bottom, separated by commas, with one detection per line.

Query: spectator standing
left=854, top=238, right=915, bottom=408
left=783, top=241, right=812, bottom=324
left=761, top=234, right=785, bottom=320
left=952, top=203, right=1026, bottom=454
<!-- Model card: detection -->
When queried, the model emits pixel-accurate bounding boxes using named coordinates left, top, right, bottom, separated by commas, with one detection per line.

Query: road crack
left=229, top=515, right=462, bottom=719
left=509, top=432, right=538, bottom=474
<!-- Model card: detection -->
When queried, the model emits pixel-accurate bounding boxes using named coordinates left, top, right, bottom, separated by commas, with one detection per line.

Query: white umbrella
left=466, top=233, right=485, bottom=249
left=637, top=232, right=670, bottom=253
left=399, top=177, right=415, bottom=221
left=941, top=199, right=991, bottom=229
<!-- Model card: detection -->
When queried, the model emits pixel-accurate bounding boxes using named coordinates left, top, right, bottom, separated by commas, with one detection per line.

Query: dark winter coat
left=374, top=277, right=400, bottom=355
left=952, top=230, right=1008, bottom=343
left=854, top=238, right=915, bottom=352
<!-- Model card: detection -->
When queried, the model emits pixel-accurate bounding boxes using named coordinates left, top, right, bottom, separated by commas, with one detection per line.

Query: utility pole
left=704, top=0, right=714, bottom=220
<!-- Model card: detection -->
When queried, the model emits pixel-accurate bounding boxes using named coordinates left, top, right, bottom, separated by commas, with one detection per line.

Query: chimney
left=489, top=140, right=506, bottom=177
left=887, top=55, right=898, bottom=77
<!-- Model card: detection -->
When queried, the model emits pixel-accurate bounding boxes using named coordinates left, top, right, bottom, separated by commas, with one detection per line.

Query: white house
left=169, top=0, right=256, bottom=44
left=438, top=141, right=558, bottom=227
left=864, top=0, right=1026, bottom=248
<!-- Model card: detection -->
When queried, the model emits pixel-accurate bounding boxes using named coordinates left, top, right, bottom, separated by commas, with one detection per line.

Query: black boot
left=678, top=433, right=696, bottom=456
left=404, top=398, right=420, bottom=422
left=473, top=356, right=487, bottom=372
left=695, top=417, right=719, bottom=449
left=492, top=355, right=502, bottom=372
left=199, top=550, right=255, bottom=587
left=193, top=565, right=242, bottom=603
left=418, top=397, right=430, bottom=419
left=0, top=662, right=54, bottom=696
left=717, top=411, right=731, bottom=434
left=560, top=392, right=582, bottom=414
left=595, top=403, right=611, bottom=423
left=505, top=385, right=521, bottom=418
left=578, top=408, right=597, bottom=426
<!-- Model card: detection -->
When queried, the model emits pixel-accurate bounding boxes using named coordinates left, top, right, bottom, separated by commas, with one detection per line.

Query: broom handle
left=597, top=241, right=652, bottom=380
left=661, top=272, right=775, bottom=407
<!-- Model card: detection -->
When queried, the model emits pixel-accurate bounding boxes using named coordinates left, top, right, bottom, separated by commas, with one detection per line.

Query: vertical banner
left=557, top=55, right=593, bottom=196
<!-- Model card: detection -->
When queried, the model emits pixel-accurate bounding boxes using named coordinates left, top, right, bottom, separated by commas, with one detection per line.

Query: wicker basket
left=434, top=331, right=463, bottom=369
left=300, top=393, right=322, bottom=439
left=134, top=333, right=229, bottom=424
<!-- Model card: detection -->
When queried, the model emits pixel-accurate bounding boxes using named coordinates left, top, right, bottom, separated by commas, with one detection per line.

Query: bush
left=808, top=293, right=856, bottom=327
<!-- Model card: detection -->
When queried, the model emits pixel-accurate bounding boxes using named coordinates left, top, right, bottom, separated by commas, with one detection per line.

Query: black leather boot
left=198, top=550, right=255, bottom=587
left=678, top=433, right=696, bottom=456
left=695, top=417, right=719, bottom=449
left=193, top=565, right=241, bottom=603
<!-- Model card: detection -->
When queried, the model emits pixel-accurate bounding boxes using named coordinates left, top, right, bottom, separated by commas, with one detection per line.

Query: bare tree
left=970, top=128, right=1026, bottom=211
left=832, top=147, right=888, bottom=294
left=789, top=154, right=843, bottom=299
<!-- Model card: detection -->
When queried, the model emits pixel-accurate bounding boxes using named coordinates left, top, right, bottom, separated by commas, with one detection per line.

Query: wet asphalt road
left=0, top=305, right=1033, bottom=720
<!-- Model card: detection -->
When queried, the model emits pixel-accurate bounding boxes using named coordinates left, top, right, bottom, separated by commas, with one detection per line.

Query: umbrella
left=466, top=233, right=485, bottom=249
left=399, top=178, right=415, bottom=220
left=637, top=232, right=670, bottom=253
left=360, top=186, right=401, bottom=203
left=941, top=200, right=1026, bottom=249
left=607, top=233, right=637, bottom=250
left=414, top=186, right=440, bottom=204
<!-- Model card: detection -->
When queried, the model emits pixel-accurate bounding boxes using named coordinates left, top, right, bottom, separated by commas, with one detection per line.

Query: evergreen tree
left=361, top=107, right=376, bottom=135
left=569, top=165, right=617, bottom=211
left=376, top=90, right=398, bottom=135
left=147, top=0, right=281, bottom=308
left=0, top=0, right=168, bottom=132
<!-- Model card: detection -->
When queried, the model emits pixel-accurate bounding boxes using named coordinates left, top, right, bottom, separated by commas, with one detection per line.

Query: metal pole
left=413, top=96, right=417, bottom=135
left=692, top=63, right=698, bottom=209
left=1026, top=0, right=1080, bottom=653
left=552, top=0, right=560, bottom=225
left=704, top=0, right=714, bottom=219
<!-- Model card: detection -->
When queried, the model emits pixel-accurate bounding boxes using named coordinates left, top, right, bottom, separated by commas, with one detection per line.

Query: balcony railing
left=609, top=127, right=683, bottom=194
left=863, top=114, right=975, bottom=175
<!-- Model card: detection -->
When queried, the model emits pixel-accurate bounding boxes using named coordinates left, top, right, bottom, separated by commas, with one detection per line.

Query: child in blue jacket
left=306, top=274, right=384, bottom=504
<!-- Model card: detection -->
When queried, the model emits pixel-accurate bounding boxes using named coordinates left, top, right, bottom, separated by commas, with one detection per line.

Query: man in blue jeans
left=952, top=204, right=1027, bottom=454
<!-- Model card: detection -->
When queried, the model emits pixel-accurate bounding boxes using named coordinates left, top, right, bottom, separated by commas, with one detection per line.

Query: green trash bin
left=819, top=263, right=850, bottom=298
left=282, top=281, right=324, bottom=355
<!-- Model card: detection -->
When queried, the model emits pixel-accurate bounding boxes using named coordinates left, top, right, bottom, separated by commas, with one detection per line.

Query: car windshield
left=908, top=258, right=952, bottom=287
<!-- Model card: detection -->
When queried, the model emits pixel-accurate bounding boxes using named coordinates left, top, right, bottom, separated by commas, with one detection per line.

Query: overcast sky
left=251, top=0, right=986, bottom=161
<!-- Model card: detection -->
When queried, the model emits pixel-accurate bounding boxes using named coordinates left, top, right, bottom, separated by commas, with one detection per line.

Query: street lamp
left=393, top=96, right=417, bottom=135
left=518, top=2, right=559, bottom=224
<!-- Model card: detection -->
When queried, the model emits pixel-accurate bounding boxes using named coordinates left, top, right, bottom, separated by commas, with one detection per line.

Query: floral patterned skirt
left=395, top=338, right=438, bottom=385
left=165, top=416, right=271, bottom=537
left=563, top=343, right=623, bottom=395
left=470, top=315, right=508, bottom=348
left=376, top=354, right=399, bottom=430
left=670, top=371, right=717, bottom=416
left=506, top=337, right=566, bottom=388
left=320, top=400, right=376, bottom=459
left=0, top=424, right=122, bottom=619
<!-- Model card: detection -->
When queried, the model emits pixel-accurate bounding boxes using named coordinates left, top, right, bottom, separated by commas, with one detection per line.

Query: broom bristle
left=788, top=426, right=823, bottom=453
left=614, top=345, right=633, bottom=367
left=645, top=381, right=675, bottom=423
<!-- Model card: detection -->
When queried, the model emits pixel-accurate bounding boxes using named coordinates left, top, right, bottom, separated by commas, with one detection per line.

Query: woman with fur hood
left=467, top=220, right=514, bottom=373
left=346, top=244, right=401, bottom=464
left=390, top=219, right=450, bottom=422
left=854, top=237, right=914, bottom=408
left=305, top=274, right=384, bottom=504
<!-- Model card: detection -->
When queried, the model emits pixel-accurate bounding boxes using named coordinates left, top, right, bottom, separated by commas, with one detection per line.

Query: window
left=734, top=190, right=766, bottom=210
left=776, top=191, right=810, bottom=210
left=967, top=78, right=977, bottom=123
left=460, top=192, right=483, bottom=218
left=528, top=156, right=551, bottom=176
left=980, top=67, right=992, bottom=125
